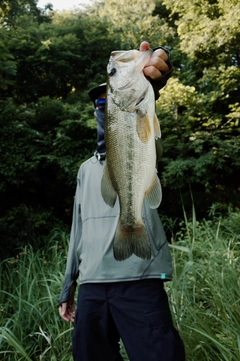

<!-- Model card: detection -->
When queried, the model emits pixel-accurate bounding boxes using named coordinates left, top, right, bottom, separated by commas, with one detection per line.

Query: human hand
left=59, top=301, right=76, bottom=322
left=140, top=41, right=170, bottom=80
left=59, top=284, right=76, bottom=322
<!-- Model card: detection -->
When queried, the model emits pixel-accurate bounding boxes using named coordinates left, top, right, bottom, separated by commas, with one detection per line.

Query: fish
left=101, top=49, right=162, bottom=261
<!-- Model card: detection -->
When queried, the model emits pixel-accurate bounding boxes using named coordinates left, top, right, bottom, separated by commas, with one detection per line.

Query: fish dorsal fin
left=101, top=162, right=117, bottom=207
left=144, top=173, right=162, bottom=209
left=136, top=113, right=151, bottom=143
left=154, top=113, right=161, bottom=138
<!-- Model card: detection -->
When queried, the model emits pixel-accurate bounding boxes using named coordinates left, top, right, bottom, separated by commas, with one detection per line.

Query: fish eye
left=108, top=68, right=116, bottom=76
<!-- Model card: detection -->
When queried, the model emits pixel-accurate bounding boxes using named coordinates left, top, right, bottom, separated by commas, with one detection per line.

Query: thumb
left=140, top=41, right=150, bottom=52
left=60, top=303, right=67, bottom=316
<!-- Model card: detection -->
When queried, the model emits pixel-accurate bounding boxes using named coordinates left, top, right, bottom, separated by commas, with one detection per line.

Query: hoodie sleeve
left=58, top=172, right=82, bottom=306
left=151, top=46, right=173, bottom=100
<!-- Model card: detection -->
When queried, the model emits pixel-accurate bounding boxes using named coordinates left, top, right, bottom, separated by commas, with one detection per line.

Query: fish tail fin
left=113, top=221, right=151, bottom=261
left=131, top=225, right=152, bottom=260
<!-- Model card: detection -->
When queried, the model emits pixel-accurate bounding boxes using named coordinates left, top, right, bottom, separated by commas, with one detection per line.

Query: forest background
left=0, top=1, right=240, bottom=360
left=0, top=0, right=240, bottom=256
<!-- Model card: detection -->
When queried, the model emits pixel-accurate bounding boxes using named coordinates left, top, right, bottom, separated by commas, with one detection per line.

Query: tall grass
left=0, top=211, right=239, bottom=360
left=0, top=229, right=73, bottom=361
left=167, top=206, right=240, bottom=361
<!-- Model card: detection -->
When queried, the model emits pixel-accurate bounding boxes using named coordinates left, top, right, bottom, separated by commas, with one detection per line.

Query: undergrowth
left=0, top=209, right=239, bottom=360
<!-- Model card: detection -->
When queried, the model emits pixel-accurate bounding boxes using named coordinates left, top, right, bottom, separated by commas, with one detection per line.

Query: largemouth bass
left=101, top=49, right=162, bottom=261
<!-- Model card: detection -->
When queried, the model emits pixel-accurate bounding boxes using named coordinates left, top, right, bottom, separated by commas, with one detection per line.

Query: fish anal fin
left=101, top=162, right=117, bottom=207
left=136, top=113, right=151, bottom=143
left=154, top=113, right=161, bottom=138
left=145, top=173, right=162, bottom=209
left=113, top=221, right=151, bottom=261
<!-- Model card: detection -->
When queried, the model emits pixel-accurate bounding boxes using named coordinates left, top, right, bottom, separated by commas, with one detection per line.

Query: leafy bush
left=0, top=96, right=96, bottom=257
left=0, top=205, right=66, bottom=259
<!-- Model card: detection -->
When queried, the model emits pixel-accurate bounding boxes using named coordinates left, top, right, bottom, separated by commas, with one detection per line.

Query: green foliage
left=0, top=230, right=73, bottom=360
left=164, top=207, right=240, bottom=360
left=164, top=0, right=240, bottom=67
left=0, top=205, right=66, bottom=258
left=0, top=99, right=41, bottom=192
left=90, top=0, right=175, bottom=49
left=0, top=0, right=40, bottom=26
left=0, top=95, right=96, bottom=256
left=156, top=71, right=240, bottom=217
left=0, top=29, right=17, bottom=91
left=6, top=10, right=120, bottom=102
left=0, top=0, right=240, bottom=254
left=0, top=2, right=238, bottom=358
left=0, top=214, right=239, bottom=360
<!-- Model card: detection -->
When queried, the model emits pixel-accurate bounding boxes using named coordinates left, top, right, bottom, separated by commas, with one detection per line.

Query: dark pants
left=72, top=280, right=185, bottom=361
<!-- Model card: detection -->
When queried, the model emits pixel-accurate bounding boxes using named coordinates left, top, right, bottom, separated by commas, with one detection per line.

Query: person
left=58, top=41, right=185, bottom=361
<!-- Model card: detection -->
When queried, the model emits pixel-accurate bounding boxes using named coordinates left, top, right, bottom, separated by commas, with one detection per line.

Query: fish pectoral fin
left=145, top=173, right=162, bottom=209
left=154, top=113, right=161, bottom=138
left=136, top=113, right=151, bottom=143
left=101, top=163, right=117, bottom=207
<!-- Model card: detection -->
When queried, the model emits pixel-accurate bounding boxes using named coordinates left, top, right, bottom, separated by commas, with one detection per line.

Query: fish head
left=107, top=49, right=153, bottom=111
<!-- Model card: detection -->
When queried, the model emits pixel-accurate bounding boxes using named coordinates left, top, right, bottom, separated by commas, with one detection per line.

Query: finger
left=59, top=303, right=67, bottom=316
left=67, top=304, right=76, bottom=319
left=139, top=41, right=150, bottom=52
left=152, top=48, right=169, bottom=62
left=67, top=305, right=76, bottom=313
left=59, top=309, right=71, bottom=322
left=67, top=308, right=76, bottom=322
left=59, top=303, right=74, bottom=322
left=145, top=56, right=170, bottom=73
left=61, top=314, right=71, bottom=322
left=59, top=305, right=69, bottom=322
left=60, top=309, right=75, bottom=322
left=143, top=66, right=162, bottom=80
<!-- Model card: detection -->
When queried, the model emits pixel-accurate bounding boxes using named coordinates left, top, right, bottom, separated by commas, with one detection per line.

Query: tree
left=90, top=0, right=175, bottom=49
left=4, top=10, right=120, bottom=102
left=0, top=0, right=42, bottom=26
left=155, top=0, right=240, bottom=217
left=0, top=6, right=115, bottom=255
left=0, top=96, right=96, bottom=257
left=0, top=29, right=17, bottom=91
left=1, top=0, right=240, bottom=256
